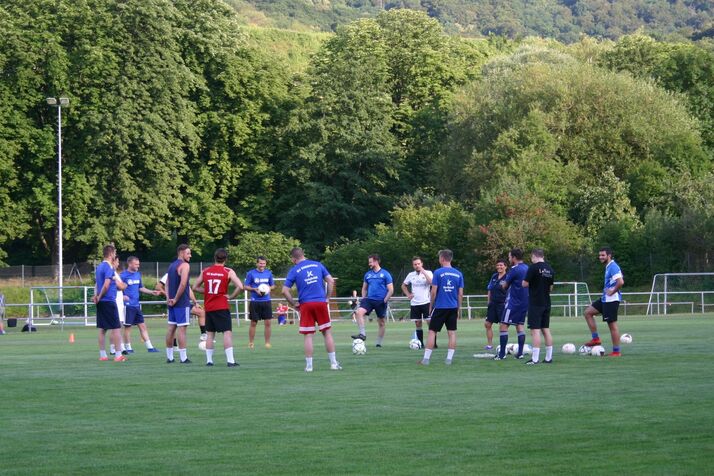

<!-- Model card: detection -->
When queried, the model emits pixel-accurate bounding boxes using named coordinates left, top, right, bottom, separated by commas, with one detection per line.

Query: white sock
left=376, top=336, right=384, bottom=345
left=328, top=352, right=337, bottom=365
left=179, top=348, right=187, bottom=362
left=532, top=348, right=541, bottom=363
left=110, top=345, right=116, bottom=354
left=225, top=347, right=235, bottom=364
left=423, top=349, right=433, bottom=361
left=99, top=350, right=107, bottom=358
left=126, top=343, right=133, bottom=351
left=446, top=349, right=455, bottom=360
left=121, top=342, right=126, bottom=351
left=545, top=346, right=553, bottom=361
left=305, top=357, right=313, bottom=368
left=166, top=347, right=174, bottom=361
left=145, top=340, right=153, bottom=349
left=358, top=326, right=366, bottom=336
left=206, top=349, right=214, bottom=364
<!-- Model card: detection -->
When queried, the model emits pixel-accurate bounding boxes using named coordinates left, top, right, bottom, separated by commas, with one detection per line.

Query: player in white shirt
left=401, top=256, right=433, bottom=348
left=110, top=256, right=128, bottom=355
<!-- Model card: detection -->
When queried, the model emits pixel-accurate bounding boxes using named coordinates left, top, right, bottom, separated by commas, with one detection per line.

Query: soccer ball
left=562, top=343, right=576, bottom=354
left=352, top=341, right=367, bottom=355
left=198, top=341, right=207, bottom=351
left=409, top=339, right=422, bottom=350
left=621, top=333, right=633, bottom=344
left=495, top=345, right=501, bottom=354
left=522, top=344, right=532, bottom=355
left=578, top=345, right=592, bottom=355
left=257, top=283, right=270, bottom=295
left=506, top=343, right=518, bottom=355
left=591, top=345, right=606, bottom=356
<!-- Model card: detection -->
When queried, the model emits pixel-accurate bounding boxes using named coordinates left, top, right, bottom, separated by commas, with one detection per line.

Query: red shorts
left=298, top=301, right=331, bottom=334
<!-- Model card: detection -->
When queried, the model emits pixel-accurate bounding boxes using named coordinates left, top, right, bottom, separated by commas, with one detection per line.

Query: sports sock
left=613, top=346, right=620, bottom=352
left=179, top=348, right=187, bottom=362
left=423, top=348, right=433, bottom=361
left=532, top=347, right=540, bottom=363
left=517, top=332, right=526, bottom=355
left=99, top=350, right=107, bottom=358
left=446, top=349, right=455, bottom=361
left=200, top=325, right=207, bottom=334
left=121, top=342, right=127, bottom=351
left=328, top=352, right=337, bottom=365
left=499, top=332, right=508, bottom=358
left=305, top=357, right=313, bottom=368
left=545, top=346, right=553, bottom=361
left=358, top=326, right=366, bottom=336
left=376, top=336, right=384, bottom=346
left=166, top=347, right=174, bottom=361
left=225, top=347, right=235, bottom=364
left=126, top=343, right=133, bottom=351
left=592, top=332, right=599, bottom=339
left=206, top=349, right=214, bottom=364
left=144, top=340, right=153, bottom=349
left=110, top=344, right=116, bottom=354
left=416, top=329, right=424, bottom=345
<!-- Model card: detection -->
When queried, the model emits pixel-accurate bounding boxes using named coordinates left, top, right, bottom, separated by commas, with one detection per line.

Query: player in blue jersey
left=494, top=248, right=529, bottom=360
left=165, top=244, right=196, bottom=364
left=120, top=256, right=161, bottom=353
left=351, top=254, right=394, bottom=347
left=419, top=249, right=463, bottom=366
left=483, top=259, right=508, bottom=350
left=282, top=247, right=341, bottom=372
left=244, top=256, right=276, bottom=349
left=92, top=244, right=127, bottom=362
left=583, top=247, right=625, bottom=356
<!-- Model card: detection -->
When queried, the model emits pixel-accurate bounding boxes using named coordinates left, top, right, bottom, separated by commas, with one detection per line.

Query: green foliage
left=226, top=231, right=300, bottom=272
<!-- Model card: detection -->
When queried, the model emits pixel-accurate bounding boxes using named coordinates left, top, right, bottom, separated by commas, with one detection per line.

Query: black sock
left=416, top=329, right=424, bottom=346
left=200, top=325, right=207, bottom=334
left=173, top=338, right=178, bottom=347
left=517, top=332, right=526, bottom=356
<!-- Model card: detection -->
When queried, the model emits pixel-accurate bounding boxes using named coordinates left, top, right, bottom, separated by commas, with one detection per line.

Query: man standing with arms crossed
left=351, top=254, right=394, bottom=348
left=583, top=247, right=625, bottom=357
left=282, top=247, right=341, bottom=372
left=120, top=256, right=161, bottom=353
left=494, top=248, right=529, bottom=361
left=93, top=245, right=127, bottom=362
left=419, top=249, right=464, bottom=366
left=244, top=256, right=276, bottom=349
left=165, top=244, right=194, bottom=364
left=192, top=248, right=244, bottom=367
left=522, top=249, right=555, bottom=365
left=401, top=256, right=433, bottom=349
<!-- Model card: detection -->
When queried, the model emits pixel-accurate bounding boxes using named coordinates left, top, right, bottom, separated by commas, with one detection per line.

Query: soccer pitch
left=1, top=315, right=712, bottom=475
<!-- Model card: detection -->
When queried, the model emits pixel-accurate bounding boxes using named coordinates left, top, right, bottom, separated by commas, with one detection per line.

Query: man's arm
left=429, top=284, right=437, bottom=314
left=401, top=281, right=412, bottom=299
left=607, top=277, right=625, bottom=296
left=169, top=263, right=190, bottom=306
left=192, top=274, right=205, bottom=294
left=114, top=274, right=127, bottom=291
left=457, top=287, right=464, bottom=316
left=361, top=282, right=368, bottom=299
left=139, top=287, right=159, bottom=296
left=325, top=275, right=335, bottom=301
left=385, top=283, right=394, bottom=302
left=228, top=270, right=244, bottom=299
left=281, top=285, right=298, bottom=308
left=93, top=278, right=112, bottom=304
left=522, top=280, right=530, bottom=288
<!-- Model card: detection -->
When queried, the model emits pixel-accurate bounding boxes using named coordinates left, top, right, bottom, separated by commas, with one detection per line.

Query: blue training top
left=432, top=267, right=464, bottom=309
left=167, top=258, right=191, bottom=308
left=487, top=272, right=508, bottom=304
left=120, top=270, right=143, bottom=308
left=245, top=268, right=274, bottom=302
left=363, top=268, right=393, bottom=300
left=284, top=260, right=331, bottom=303
left=504, top=263, right=529, bottom=310
left=95, top=261, right=117, bottom=302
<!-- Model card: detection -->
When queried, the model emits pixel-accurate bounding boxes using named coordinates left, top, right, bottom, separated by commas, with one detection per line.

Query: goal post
left=647, top=273, right=714, bottom=315
left=550, top=281, right=592, bottom=317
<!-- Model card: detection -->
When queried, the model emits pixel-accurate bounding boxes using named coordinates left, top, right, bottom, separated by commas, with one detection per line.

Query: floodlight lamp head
left=59, top=97, right=69, bottom=106
left=46, top=97, right=57, bottom=106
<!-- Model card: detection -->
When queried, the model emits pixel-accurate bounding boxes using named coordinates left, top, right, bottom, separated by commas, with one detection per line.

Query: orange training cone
left=69, top=333, right=75, bottom=343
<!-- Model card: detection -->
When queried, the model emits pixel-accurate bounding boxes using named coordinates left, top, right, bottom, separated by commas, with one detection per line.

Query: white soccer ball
left=562, top=343, right=576, bottom=354
left=352, top=342, right=367, bottom=355
left=257, top=283, right=270, bottom=295
left=591, top=345, right=606, bottom=356
left=522, top=344, right=532, bottom=355
left=198, top=341, right=207, bottom=351
left=506, top=343, right=518, bottom=355
left=579, top=345, right=592, bottom=355
left=409, top=339, right=422, bottom=350
left=495, top=345, right=501, bottom=355
left=352, top=338, right=364, bottom=346
left=621, top=333, right=633, bottom=344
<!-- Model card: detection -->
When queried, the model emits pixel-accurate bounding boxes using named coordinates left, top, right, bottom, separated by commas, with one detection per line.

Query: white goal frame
left=646, top=272, right=714, bottom=315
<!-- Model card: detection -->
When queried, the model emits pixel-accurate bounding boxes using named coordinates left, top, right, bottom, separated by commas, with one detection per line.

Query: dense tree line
left=0, top=2, right=712, bottom=292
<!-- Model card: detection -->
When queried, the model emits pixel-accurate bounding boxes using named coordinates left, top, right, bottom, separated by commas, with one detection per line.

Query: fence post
left=21, top=265, right=25, bottom=287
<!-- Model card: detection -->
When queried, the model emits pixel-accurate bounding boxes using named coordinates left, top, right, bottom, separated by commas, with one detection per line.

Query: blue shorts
left=359, top=298, right=388, bottom=318
left=124, top=306, right=144, bottom=326
left=501, top=306, right=527, bottom=326
left=96, top=301, right=121, bottom=330
left=168, top=306, right=190, bottom=327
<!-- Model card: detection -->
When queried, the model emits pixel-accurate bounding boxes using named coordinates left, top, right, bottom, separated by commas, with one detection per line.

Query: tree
left=226, top=232, right=300, bottom=273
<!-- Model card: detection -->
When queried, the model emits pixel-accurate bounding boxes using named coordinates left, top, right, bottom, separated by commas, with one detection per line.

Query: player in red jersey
left=192, top=248, right=244, bottom=367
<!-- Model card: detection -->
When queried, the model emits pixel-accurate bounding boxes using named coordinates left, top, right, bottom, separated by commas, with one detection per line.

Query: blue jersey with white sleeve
left=603, top=260, right=623, bottom=302
left=245, top=269, right=274, bottom=302
left=363, top=268, right=393, bottom=300
left=432, top=267, right=464, bottom=309
left=95, top=261, right=117, bottom=302
left=120, top=270, right=143, bottom=308
left=284, top=260, right=331, bottom=303
left=504, top=263, right=529, bottom=310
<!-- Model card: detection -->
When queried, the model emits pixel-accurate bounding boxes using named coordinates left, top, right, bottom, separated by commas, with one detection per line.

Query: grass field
left=1, top=315, right=712, bottom=475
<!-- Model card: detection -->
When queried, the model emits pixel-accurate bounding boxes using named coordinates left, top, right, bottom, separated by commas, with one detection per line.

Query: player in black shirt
left=522, top=248, right=554, bottom=364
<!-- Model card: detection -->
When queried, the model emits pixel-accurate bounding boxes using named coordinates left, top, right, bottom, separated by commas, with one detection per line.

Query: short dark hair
left=214, top=248, right=228, bottom=263
left=599, top=247, right=613, bottom=257
left=368, top=254, right=381, bottom=263
left=256, top=256, right=267, bottom=263
left=103, top=244, right=115, bottom=258
left=496, top=259, right=508, bottom=266
left=531, top=248, right=544, bottom=258
left=177, top=244, right=190, bottom=255
left=290, top=247, right=304, bottom=259
left=438, top=249, right=453, bottom=261
left=412, top=256, right=422, bottom=262
left=510, top=248, right=524, bottom=260
left=126, top=256, right=139, bottom=264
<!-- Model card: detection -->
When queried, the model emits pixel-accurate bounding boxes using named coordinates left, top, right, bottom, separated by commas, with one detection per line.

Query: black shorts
left=410, top=303, right=430, bottom=321
left=359, top=298, right=388, bottom=318
left=206, top=309, right=232, bottom=333
left=124, top=306, right=144, bottom=326
left=592, top=299, right=620, bottom=322
left=486, top=302, right=505, bottom=324
left=96, top=301, right=121, bottom=330
left=527, top=305, right=551, bottom=329
left=249, top=301, right=273, bottom=321
left=428, top=308, right=458, bottom=332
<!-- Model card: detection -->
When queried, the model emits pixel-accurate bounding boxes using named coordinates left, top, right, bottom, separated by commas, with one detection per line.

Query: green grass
left=1, top=315, right=712, bottom=475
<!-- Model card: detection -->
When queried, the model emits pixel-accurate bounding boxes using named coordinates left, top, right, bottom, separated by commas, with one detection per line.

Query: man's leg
left=584, top=305, right=602, bottom=345
left=516, top=323, right=526, bottom=358
left=485, top=320, right=493, bottom=348
left=111, top=328, right=124, bottom=360
left=264, top=319, right=272, bottom=348
left=249, top=320, right=257, bottom=348
left=98, top=329, right=108, bottom=359
left=608, top=321, right=621, bottom=354
left=530, top=329, right=542, bottom=363
left=137, top=323, right=155, bottom=350
left=415, top=319, right=424, bottom=347
left=497, top=323, right=509, bottom=359
left=177, top=326, right=189, bottom=362
left=224, top=330, right=236, bottom=365
left=323, top=328, right=340, bottom=369
left=375, top=317, right=386, bottom=347
left=352, top=308, right=367, bottom=340
left=165, top=324, right=177, bottom=361
left=206, top=331, right=216, bottom=365
left=122, top=325, right=133, bottom=352
left=542, top=328, right=554, bottom=362
left=445, top=329, right=456, bottom=364
left=304, top=333, right=314, bottom=371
